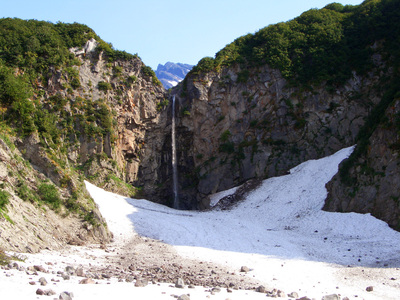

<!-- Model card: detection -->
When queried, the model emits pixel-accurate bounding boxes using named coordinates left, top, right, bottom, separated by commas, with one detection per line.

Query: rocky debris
left=39, top=277, right=48, bottom=286
left=211, top=179, right=262, bottom=210
left=256, top=285, right=266, bottom=293
left=65, top=266, right=75, bottom=275
left=177, top=294, right=190, bottom=300
left=61, top=273, right=71, bottom=280
left=75, top=267, right=85, bottom=277
left=59, top=291, right=74, bottom=300
left=240, top=266, right=250, bottom=273
left=366, top=286, right=374, bottom=292
left=134, top=278, right=149, bottom=287
left=322, top=294, right=340, bottom=300
left=175, top=277, right=185, bottom=288
left=36, top=288, right=56, bottom=296
left=78, top=278, right=95, bottom=284
left=288, top=291, right=299, bottom=298
left=33, top=265, right=46, bottom=272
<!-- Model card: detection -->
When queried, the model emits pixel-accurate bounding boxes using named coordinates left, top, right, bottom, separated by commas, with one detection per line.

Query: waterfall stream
left=171, top=95, right=179, bottom=209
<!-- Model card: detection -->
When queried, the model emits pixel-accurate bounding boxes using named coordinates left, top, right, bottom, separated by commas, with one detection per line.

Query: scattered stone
left=366, top=286, right=374, bottom=292
left=65, top=266, right=75, bottom=275
left=240, top=266, right=250, bottom=273
left=59, top=291, right=74, bottom=300
left=79, top=278, right=95, bottom=284
left=36, top=288, right=44, bottom=295
left=33, top=265, right=46, bottom=272
left=44, top=289, right=56, bottom=296
left=125, top=276, right=134, bottom=283
left=227, top=288, right=232, bottom=293
left=177, top=295, right=190, bottom=300
left=175, top=278, right=185, bottom=288
left=298, top=297, right=311, bottom=300
left=62, top=273, right=71, bottom=280
left=29, top=281, right=36, bottom=285
left=277, top=290, right=285, bottom=297
left=39, top=277, right=48, bottom=286
left=211, top=287, right=221, bottom=293
left=256, top=285, right=266, bottom=293
left=75, top=267, right=85, bottom=277
left=288, top=291, right=299, bottom=298
left=322, top=294, right=340, bottom=300
left=135, top=278, right=149, bottom=287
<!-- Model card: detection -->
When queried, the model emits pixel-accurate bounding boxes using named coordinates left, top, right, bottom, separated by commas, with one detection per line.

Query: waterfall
left=171, top=95, right=179, bottom=209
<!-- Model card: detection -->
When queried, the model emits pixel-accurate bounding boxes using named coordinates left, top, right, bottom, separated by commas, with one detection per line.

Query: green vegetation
left=190, top=0, right=400, bottom=86
left=340, top=79, right=400, bottom=185
left=157, top=99, right=169, bottom=111
left=141, top=65, right=162, bottom=86
left=98, top=81, right=112, bottom=92
left=38, top=183, right=61, bottom=210
left=0, top=189, right=10, bottom=210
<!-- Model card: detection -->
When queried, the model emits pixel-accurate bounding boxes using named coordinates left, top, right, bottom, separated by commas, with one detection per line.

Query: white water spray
left=171, top=95, right=179, bottom=209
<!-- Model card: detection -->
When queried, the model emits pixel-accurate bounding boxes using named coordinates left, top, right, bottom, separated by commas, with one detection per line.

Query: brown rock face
left=172, top=65, right=382, bottom=209
left=325, top=99, right=400, bottom=230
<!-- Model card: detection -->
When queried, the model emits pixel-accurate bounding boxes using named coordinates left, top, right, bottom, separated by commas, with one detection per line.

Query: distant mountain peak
left=155, top=62, right=193, bottom=89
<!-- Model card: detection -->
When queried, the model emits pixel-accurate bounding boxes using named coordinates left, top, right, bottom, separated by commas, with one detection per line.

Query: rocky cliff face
left=325, top=97, right=400, bottom=230
left=172, top=63, right=384, bottom=209
left=0, top=38, right=172, bottom=252
left=0, top=135, right=111, bottom=253
left=45, top=39, right=172, bottom=200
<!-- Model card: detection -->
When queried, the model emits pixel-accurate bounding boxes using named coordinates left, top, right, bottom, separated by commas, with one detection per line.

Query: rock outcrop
left=325, top=98, right=400, bottom=230
left=172, top=64, right=383, bottom=209
left=0, top=135, right=111, bottom=253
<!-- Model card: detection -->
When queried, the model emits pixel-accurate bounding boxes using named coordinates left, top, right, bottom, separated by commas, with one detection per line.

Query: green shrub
left=141, top=65, right=155, bottom=77
left=38, top=183, right=61, bottom=209
left=236, top=70, right=250, bottom=83
left=220, top=130, right=231, bottom=142
left=0, top=190, right=9, bottom=210
left=17, top=182, right=38, bottom=203
left=219, top=142, right=235, bottom=154
left=97, top=81, right=112, bottom=92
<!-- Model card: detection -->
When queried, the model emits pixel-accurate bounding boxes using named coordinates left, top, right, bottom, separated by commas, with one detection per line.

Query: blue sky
left=2, top=0, right=364, bottom=70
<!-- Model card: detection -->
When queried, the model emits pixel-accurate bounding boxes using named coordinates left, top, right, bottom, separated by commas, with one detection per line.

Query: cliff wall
left=172, top=63, right=384, bottom=209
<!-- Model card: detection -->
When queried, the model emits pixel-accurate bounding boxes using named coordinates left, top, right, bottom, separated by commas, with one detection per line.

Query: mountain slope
left=155, top=62, right=193, bottom=89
